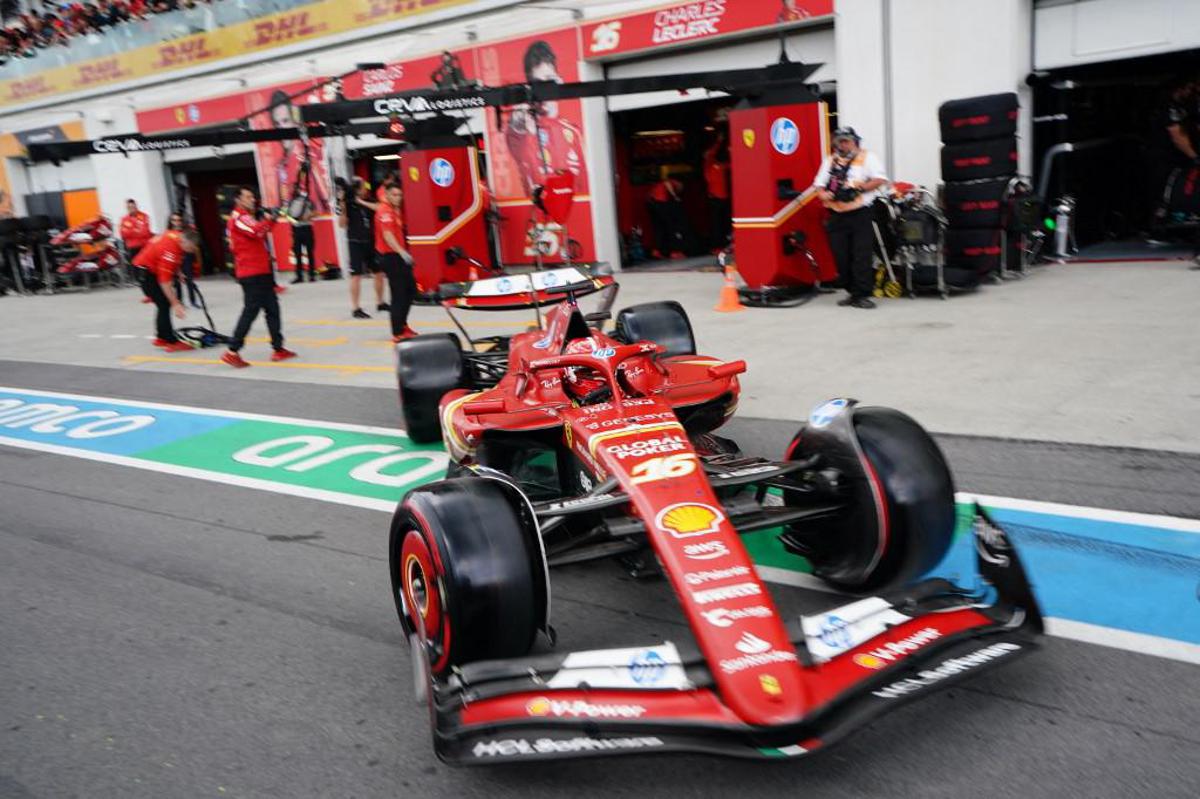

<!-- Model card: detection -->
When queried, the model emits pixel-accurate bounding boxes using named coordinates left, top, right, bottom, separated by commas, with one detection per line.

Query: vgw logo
left=429, top=158, right=455, bottom=188
left=770, top=117, right=799, bottom=155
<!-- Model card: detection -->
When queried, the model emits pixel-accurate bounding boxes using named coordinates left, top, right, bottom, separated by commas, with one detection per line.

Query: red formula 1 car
left=389, top=265, right=1042, bottom=764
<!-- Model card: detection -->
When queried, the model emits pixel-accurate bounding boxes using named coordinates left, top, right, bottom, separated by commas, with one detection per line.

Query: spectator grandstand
left=0, top=2, right=221, bottom=64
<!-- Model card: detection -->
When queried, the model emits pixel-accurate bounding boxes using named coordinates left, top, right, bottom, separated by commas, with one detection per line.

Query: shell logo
left=656, top=502, right=725, bottom=538
left=525, top=697, right=552, bottom=716
left=853, top=653, right=887, bottom=670
left=759, top=674, right=782, bottom=696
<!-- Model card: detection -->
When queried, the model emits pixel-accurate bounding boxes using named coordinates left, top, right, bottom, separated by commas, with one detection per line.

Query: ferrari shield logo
left=742, top=128, right=755, bottom=149
left=408, top=166, right=420, bottom=183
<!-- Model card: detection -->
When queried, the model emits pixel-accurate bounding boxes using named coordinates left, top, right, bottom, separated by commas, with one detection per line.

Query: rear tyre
left=613, top=301, right=696, bottom=356
left=397, top=333, right=470, bottom=444
left=786, top=405, right=956, bottom=592
left=389, top=478, right=548, bottom=677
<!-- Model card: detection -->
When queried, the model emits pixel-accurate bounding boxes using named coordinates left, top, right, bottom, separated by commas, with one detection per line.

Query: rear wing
left=438, top=265, right=616, bottom=311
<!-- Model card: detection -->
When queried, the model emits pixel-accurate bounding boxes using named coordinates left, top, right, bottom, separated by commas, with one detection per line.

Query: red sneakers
left=152, top=338, right=171, bottom=348
left=392, top=327, right=419, bottom=343
left=221, top=351, right=251, bottom=369
left=162, top=341, right=193, bottom=353
left=141, top=297, right=153, bottom=304
left=273, top=284, right=287, bottom=295
left=271, top=348, right=298, bottom=362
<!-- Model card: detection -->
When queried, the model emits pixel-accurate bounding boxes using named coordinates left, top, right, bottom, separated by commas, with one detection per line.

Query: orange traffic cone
left=714, top=254, right=744, bottom=313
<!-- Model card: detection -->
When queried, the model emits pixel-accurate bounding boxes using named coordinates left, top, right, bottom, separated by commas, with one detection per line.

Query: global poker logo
left=770, top=117, right=799, bottom=155
left=429, top=158, right=455, bottom=187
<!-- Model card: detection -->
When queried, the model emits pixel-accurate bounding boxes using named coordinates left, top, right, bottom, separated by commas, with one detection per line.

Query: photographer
left=338, top=177, right=388, bottom=319
left=222, top=186, right=297, bottom=368
left=812, top=127, right=888, bottom=309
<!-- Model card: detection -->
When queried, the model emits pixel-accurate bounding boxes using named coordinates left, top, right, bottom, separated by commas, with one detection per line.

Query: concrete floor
left=1, top=258, right=1197, bottom=452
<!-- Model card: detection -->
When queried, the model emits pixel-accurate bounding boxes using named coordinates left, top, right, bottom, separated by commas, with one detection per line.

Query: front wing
left=424, top=506, right=1042, bottom=764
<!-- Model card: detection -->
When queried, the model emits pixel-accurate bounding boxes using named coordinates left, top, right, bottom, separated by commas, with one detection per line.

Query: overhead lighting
left=633, top=130, right=685, bottom=138
left=374, top=154, right=402, bottom=161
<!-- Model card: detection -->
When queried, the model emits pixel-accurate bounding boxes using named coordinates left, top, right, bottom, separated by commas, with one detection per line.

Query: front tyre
left=785, top=402, right=955, bottom=592
left=389, top=478, right=548, bottom=677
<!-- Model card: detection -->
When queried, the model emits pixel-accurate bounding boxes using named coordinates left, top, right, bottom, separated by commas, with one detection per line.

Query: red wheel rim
left=399, top=515, right=452, bottom=674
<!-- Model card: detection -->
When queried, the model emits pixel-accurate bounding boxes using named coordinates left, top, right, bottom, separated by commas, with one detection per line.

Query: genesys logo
left=472, top=736, right=664, bottom=758
left=701, top=605, right=772, bottom=628
left=525, top=697, right=646, bottom=719
left=691, top=581, right=760, bottom=605
left=871, top=642, right=1022, bottom=699
left=852, top=627, right=942, bottom=670
left=683, top=539, right=730, bottom=561
left=683, top=565, right=750, bottom=586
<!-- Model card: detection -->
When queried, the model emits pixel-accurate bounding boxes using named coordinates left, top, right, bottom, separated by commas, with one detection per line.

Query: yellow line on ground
left=123, top=355, right=393, bottom=375
left=245, top=335, right=349, bottom=347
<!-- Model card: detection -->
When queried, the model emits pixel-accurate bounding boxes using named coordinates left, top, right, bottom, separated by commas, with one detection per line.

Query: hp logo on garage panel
left=770, top=117, right=799, bottom=155
left=430, top=158, right=455, bottom=187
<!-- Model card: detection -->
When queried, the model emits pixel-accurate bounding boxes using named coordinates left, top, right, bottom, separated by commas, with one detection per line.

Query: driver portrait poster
left=475, top=28, right=596, bottom=265
left=136, top=79, right=339, bottom=275
left=245, top=79, right=338, bottom=273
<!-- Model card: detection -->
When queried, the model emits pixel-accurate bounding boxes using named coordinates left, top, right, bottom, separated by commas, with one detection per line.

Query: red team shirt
left=132, top=231, right=184, bottom=283
left=374, top=204, right=406, bottom=255
left=226, top=207, right=274, bottom=278
left=119, top=211, right=152, bottom=250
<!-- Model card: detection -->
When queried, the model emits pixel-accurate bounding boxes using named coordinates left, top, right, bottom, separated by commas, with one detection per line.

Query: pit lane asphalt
left=2, top=361, right=1198, bottom=799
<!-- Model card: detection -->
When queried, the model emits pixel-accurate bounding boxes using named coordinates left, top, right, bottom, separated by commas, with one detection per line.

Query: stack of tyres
left=937, top=93, right=1019, bottom=288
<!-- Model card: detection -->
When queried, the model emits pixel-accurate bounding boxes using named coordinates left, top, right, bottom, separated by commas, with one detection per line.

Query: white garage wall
left=836, top=0, right=1034, bottom=191
left=605, top=26, right=837, bottom=113
left=1035, top=0, right=1200, bottom=70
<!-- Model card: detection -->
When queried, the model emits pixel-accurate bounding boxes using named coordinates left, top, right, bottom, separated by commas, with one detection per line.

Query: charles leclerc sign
left=581, top=0, right=832, bottom=60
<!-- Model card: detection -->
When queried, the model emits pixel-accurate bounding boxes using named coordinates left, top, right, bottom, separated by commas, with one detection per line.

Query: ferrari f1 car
left=389, top=265, right=1042, bottom=763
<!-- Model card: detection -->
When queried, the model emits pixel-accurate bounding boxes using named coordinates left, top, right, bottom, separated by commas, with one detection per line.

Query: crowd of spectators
left=0, top=2, right=218, bottom=63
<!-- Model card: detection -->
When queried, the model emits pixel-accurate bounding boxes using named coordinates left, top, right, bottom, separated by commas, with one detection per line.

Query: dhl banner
left=0, top=0, right=477, bottom=108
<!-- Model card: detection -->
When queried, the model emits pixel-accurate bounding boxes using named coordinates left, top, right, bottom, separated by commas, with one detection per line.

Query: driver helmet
left=562, top=337, right=608, bottom=402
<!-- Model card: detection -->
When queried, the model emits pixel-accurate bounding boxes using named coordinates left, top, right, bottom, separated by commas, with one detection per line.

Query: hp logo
left=628, top=650, right=666, bottom=685
left=429, top=158, right=455, bottom=187
left=770, top=117, right=799, bottom=155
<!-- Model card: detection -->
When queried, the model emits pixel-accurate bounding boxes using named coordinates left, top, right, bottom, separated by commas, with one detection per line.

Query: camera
left=258, top=206, right=280, bottom=220
left=833, top=185, right=862, bottom=203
